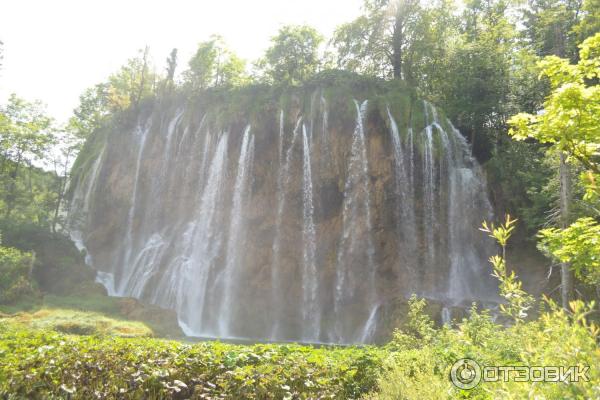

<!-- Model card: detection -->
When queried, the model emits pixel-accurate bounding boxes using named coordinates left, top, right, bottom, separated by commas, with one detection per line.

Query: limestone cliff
left=68, top=76, right=498, bottom=344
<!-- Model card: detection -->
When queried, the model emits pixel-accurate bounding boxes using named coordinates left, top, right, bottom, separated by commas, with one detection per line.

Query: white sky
left=0, top=0, right=363, bottom=124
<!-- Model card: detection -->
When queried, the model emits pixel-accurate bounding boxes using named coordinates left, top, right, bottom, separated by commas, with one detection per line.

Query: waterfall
left=117, top=119, right=153, bottom=295
left=218, top=126, right=255, bottom=336
left=70, top=89, right=498, bottom=344
left=441, top=307, right=451, bottom=325
left=68, top=145, right=105, bottom=256
left=270, top=116, right=302, bottom=340
left=301, top=124, right=319, bottom=341
left=387, top=107, right=417, bottom=278
left=180, top=132, right=229, bottom=335
left=422, top=105, right=436, bottom=270
left=334, top=99, right=376, bottom=342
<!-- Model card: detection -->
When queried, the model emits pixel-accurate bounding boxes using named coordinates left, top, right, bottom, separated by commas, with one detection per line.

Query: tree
left=332, top=0, right=457, bottom=83
left=107, top=46, right=156, bottom=111
left=257, top=25, right=323, bottom=85
left=509, top=33, right=600, bottom=180
left=435, top=0, right=515, bottom=158
left=48, top=128, right=81, bottom=233
left=0, top=94, right=54, bottom=220
left=184, top=40, right=217, bottom=90
left=539, top=217, right=600, bottom=288
left=184, top=36, right=248, bottom=90
left=509, top=33, right=600, bottom=307
left=573, top=0, right=600, bottom=45
left=164, top=48, right=178, bottom=93
left=521, top=0, right=585, bottom=61
left=69, top=83, right=110, bottom=140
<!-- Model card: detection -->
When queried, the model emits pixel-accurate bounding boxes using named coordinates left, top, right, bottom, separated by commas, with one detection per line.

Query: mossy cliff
left=68, top=72, right=501, bottom=343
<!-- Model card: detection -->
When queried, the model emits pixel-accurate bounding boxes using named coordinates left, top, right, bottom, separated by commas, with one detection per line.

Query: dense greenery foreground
left=1, top=294, right=598, bottom=399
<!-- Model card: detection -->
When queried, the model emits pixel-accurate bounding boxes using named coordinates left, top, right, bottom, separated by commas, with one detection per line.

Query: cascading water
left=218, top=125, right=255, bottom=336
left=333, top=100, right=376, bottom=343
left=270, top=116, right=302, bottom=341
left=179, top=132, right=229, bottom=335
left=69, top=86, right=498, bottom=344
left=387, top=107, right=417, bottom=287
left=301, top=124, right=319, bottom=341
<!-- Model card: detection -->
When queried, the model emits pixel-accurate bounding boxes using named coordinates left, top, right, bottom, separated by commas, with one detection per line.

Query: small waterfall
left=218, top=126, right=255, bottom=336
left=270, top=116, right=302, bottom=340
left=387, top=107, right=417, bottom=273
left=441, top=307, right=451, bottom=325
left=68, top=145, right=106, bottom=265
left=408, top=127, right=414, bottom=188
left=422, top=104, right=436, bottom=269
left=359, top=303, right=380, bottom=342
left=117, top=119, right=153, bottom=295
left=278, top=110, right=285, bottom=165
left=180, top=132, right=229, bottom=335
left=334, top=100, right=376, bottom=342
left=198, top=130, right=213, bottom=185
left=301, top=124, right=319, bottom=341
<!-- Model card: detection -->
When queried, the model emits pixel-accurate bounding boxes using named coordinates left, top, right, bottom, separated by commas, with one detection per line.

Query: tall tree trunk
left=135, top=46, right=150, bottom=106
left=550, top=32, right=573, bottom=310
left=52, top=176, right=65, bottom=233
left=392, top=12, right=404, bottom=79
left=4, top=153, right=22, bottom=219
left=559, top=152, right=573, bottom=309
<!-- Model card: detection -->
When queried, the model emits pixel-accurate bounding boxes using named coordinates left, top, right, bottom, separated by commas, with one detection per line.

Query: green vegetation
left=0, top=239, right=38, bottom=305
left=2, top=245, right=598, bottom=399
left=367, top=216, right=600, bottom=399
left=1, top=309, right=153, bottom=338
left=0, top=323, right=384, bottom=399
left=369, top=298, right=599, bottom=399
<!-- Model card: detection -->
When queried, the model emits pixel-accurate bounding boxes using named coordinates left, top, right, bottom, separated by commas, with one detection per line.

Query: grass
left=0, top=284, right=185, bottom=339
left=1, top=308, right=153, bottom=338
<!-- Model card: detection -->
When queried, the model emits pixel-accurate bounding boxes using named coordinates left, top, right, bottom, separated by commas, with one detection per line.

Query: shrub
left=0, top=323, right=385, bottom=399
left=0, top=240, right=38, bottom=304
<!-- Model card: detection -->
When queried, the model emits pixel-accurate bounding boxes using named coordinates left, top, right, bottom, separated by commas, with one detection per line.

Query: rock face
left=68, top=80, right=498, bottom=344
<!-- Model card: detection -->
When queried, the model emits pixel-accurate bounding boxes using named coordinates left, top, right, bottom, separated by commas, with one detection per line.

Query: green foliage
left=509, top=33, right=600, bottom=296
left=68, top=83, right=111, bottom=140
left=184, top=36, right=249, bottom=91
left=521, top=0, right=585, bottom=60
left=0, top=94, right=55, bottom=221
left=509, top=33, right=600, bottom=177
left=573, top=0, right=600, bottom=45
left=0, top=239, right=37, bottom=305
left=372, top=299, right=600, bottom=399
left=107, top=46, right=157, bottom=111
left=539, top=217, right=600, bottom=286
left=257, top=25, right=324, bottom=85
left=369, top=216, right=599, bottom=399
left=484, top=141, right=554, bottom=233
left=388, top=295, right=436, bottom=350
left=371, top=258, right=599, bottom=400
left=0, top=323, right=384, bottom=399
left=481, top=216, right=535, bottom=322
left=2, top=308, right=153, bottom=338
left=332, top=0, right=457, bottom=84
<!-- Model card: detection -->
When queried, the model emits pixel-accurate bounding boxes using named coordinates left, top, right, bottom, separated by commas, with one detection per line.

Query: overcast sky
left=0, top=0, right=363, bottom=124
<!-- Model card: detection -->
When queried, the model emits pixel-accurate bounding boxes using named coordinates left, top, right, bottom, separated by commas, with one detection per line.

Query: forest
left=1, top=0, right=600, bottom=398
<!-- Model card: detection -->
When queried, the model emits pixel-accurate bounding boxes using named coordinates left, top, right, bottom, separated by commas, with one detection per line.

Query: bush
left=0, top=242, right=38, bottom=304
left=369, top=216, right=600, bottom=399
left=0, top=323, right=384, bottom=399
left=369, top=300, right=600, bottom=399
